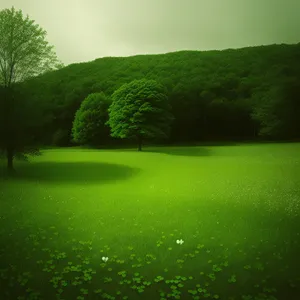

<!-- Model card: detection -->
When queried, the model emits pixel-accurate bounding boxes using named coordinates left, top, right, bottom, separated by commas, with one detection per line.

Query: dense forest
left=18, top=42, right=300, bottom=147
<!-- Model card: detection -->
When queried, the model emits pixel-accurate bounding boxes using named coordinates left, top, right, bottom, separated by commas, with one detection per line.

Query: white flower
left=102, top=256, right=109, bottom=262
left=176, top=239, right=184, bottom=245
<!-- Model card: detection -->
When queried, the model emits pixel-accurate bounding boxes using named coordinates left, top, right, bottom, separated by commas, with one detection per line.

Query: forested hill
left=22, top=43, right=300, bottom=146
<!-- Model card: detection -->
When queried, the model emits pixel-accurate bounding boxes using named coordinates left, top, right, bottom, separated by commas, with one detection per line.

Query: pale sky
left=1, top=0, right=300, bottom=66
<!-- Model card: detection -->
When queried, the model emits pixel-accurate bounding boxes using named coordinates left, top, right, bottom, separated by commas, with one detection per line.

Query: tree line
left=21, top=43, right=300, bottom=147
left=1, top=6, right=300, bottom=171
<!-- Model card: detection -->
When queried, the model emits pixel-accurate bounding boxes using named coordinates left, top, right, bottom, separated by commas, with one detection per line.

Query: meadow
left=0, top=143, right=300, bottom=300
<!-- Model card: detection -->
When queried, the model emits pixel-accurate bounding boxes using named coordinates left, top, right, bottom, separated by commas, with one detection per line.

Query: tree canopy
left=107, top=79, right=174, bottom=151
left=72, top=92, right=111, bottom=146
left=0, top=6, right=63, bottom=86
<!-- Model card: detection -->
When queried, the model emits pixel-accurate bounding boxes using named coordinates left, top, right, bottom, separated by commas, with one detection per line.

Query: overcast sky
left=1, top=0, right=300, bottom=65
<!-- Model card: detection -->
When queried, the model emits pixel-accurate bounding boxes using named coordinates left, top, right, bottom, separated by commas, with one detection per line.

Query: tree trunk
left=7, top=146, right=14, bottom=171
left=137, top=135, right=142, bottom=151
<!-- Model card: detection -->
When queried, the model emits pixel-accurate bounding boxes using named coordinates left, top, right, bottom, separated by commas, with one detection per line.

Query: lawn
left=0, top=143, right=300, bottom=300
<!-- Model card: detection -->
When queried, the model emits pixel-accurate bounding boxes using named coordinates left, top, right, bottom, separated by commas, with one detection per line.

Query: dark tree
left=72, top=92, right=111, bottom=146
left=0, top=6, right=63, bottom=172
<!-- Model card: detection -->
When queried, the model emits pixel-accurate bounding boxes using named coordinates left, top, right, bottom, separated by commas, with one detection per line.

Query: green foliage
left=107, top=79, right=174, bottom=149
left=251, top=78, right=300, bottom=139
left=0, top=6, right=63, bottom=170
left=52, top=129, right=70, bottom=146
left=251, top=87, right=283, bottom=137
left=0, top=6, right=63, bottom=85
left=71, top=92, right=111, bottom=146
left=0, top=84, right=46, bottom=161
left=15, top=43, right=300, bottom=145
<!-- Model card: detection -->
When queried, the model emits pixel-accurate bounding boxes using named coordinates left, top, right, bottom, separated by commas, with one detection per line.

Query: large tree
left=0, top=6, right=63, bottom=172
left=72, top=92, right=112, bottom=146
left=107, top=78, right=174, bottom=151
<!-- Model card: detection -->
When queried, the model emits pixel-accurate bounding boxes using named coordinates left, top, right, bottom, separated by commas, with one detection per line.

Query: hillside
left=21, top=43, right=300, bottom=145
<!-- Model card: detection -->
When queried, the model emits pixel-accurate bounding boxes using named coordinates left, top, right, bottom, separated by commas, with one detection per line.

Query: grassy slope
left=0, top=144, right=300, bottom=299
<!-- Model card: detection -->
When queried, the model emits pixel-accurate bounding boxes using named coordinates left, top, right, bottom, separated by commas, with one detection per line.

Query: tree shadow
left=144, top=146, right=211, bottom=157
left=3, top=162, right=140, bottom=184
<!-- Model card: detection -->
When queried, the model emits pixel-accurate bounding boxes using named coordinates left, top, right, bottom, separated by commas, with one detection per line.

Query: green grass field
left=1, top=143, right=300, bottom=300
